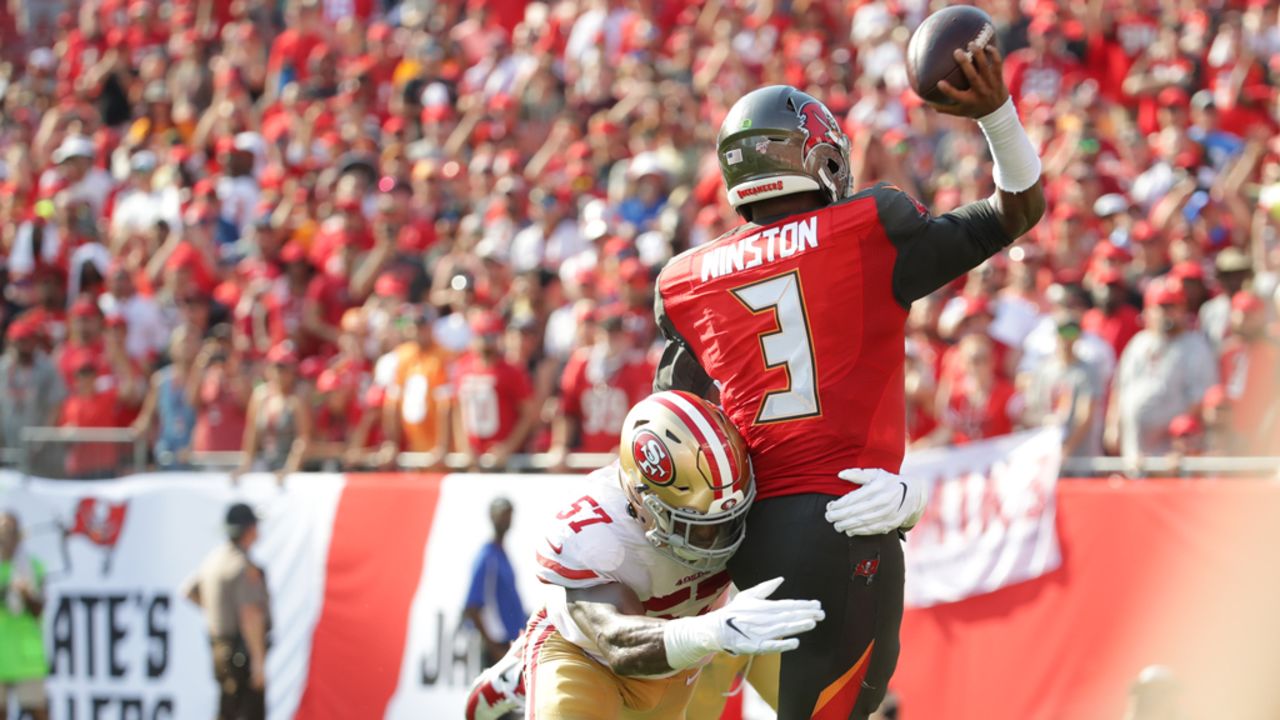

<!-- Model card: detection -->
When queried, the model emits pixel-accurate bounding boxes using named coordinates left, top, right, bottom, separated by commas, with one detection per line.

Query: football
left=906, top=5, right=998, bottom=106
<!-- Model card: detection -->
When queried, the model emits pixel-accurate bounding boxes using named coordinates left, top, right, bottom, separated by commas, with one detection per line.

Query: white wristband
left=662, top=616, right=719, bottom=670
left=975, top=97, right=1042, bottom=194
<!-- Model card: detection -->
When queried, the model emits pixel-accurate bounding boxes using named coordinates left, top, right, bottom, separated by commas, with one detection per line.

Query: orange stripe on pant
left=294, top=474, right=443, bottom=720
left=810, top=641, right=875, bottom=720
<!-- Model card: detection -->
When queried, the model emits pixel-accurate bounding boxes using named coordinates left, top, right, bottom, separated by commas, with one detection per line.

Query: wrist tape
left=976, top=97, right=1042, bottom=193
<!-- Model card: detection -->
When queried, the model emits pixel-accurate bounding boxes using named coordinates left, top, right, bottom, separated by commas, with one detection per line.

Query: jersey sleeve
left=534, top=492, right=628, bottom=590
left=873, top=183, right=1014, bottom=307
left=652, top=282, right=717, bottom=399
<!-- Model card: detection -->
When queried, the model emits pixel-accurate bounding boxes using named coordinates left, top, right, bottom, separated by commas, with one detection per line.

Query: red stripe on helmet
left=652, top=393, right=730, bottom=492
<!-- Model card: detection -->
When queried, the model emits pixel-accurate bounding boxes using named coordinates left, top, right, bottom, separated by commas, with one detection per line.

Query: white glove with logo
left=662, top=577, right=824, bottom=669
left=825, top=468, right=928, bottom=536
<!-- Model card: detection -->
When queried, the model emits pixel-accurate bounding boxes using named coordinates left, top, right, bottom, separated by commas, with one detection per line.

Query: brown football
left=906, top=5, right=998, bottom=106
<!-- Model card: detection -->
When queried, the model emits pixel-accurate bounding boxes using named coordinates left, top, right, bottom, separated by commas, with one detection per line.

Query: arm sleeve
left=464, top=550, right=491, bottom=610
left=234, top=566, right=268, bottom=610
left=651, top=288, right=716, bottom=399
left=876, top=184, right=1015, bottom=307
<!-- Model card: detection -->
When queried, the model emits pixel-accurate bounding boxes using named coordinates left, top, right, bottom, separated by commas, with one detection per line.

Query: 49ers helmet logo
left=797, top=101, right=846, bottom=161
left=632, top=429, right=675, bottom=486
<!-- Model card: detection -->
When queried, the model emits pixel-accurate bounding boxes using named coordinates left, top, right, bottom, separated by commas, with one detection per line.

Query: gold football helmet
left=618, top=391, right=754, bottom=571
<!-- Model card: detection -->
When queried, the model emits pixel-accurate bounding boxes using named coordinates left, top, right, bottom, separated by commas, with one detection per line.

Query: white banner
left=0, top=472, right=343, bottom=720
left=900, top=427, right=1064, bottom=608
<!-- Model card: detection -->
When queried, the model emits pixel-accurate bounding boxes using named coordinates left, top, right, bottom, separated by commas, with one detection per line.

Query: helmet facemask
left=627, top=474, right=755, bottom=572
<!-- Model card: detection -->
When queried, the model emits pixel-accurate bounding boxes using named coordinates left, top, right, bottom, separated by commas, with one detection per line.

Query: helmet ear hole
left=827, top=159, right=841, bottom=174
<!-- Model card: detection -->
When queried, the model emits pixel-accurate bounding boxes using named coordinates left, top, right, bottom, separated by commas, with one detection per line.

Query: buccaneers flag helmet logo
left=797, top=101, right=847, bottom=162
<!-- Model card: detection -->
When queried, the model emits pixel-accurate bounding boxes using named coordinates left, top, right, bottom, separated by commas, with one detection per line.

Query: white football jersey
left=535, top=463, right=732, bottom=661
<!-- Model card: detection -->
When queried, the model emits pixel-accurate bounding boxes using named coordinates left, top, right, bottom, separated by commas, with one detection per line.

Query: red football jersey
left=656, top=184, right=1012, bottom=499
left=559, top=349, right=655, bottom=453
left=455, top=352, right=532, bottom=454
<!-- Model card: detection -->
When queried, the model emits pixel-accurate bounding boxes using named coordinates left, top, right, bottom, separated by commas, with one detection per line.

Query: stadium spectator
left=236, top=344, right=311, bottom=482
left=462, top=497, right=525, bottom=668
left=379, top=307, right=452, bottom=468
left=311, top=367, right=383, bottom=469
left=0, top=319, right=64, bottom=451
left=1082, top=267, right=1142, bottom=360
left=58, top=356, right=130, bottom=479
left=1019, top=318, right=1104, bottom=457
left=100, top=261, right=168, bottom=363
left=1107, top=278, right=1218, bottom=462
left=133, top=327, right=200, bottom=468
left=1218, top=292, right=1280, bottom=455
left=189, top=331, right=251, bottom=456
left=1199, top=248, right=1255, bottom=352
left=454, top=312, right=535, bottom=470
left=926, top=334, right=1019, bottom=447
left=0, top=511, right=49, bottom=720
left=549, top=311, right=654, bottom=462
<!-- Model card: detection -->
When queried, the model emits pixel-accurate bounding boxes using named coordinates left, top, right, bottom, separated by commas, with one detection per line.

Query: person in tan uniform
left=183, top=503, right=270, bottom=720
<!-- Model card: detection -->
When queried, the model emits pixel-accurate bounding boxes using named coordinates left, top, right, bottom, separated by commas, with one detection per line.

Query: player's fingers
left=836, top=468, right=876, bottom=485
left=741, top=576, right=785, bottom=600
left=980, top=45, right=1003, bottom=89
left=952, top=46, right=986, bottom=94
left=985, top=44, right=1004, bottom=72
left=759, top=638, right=801, bottom=654
left=933, top=81, right=977, bottom=109
left=969, top=41, right=991, bottom=78
left=770, top=601, right=824, bottom=619
left=766, top=618, right=821, bottom=638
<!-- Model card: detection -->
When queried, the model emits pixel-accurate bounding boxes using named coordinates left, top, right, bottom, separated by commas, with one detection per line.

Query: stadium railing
left=1, top=428, right=1277, bottom=477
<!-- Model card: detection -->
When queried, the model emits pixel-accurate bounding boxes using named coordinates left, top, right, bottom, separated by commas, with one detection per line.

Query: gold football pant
left=525, top=627, right=701, bottom=719
left=685, top=652, right=781, bottom=718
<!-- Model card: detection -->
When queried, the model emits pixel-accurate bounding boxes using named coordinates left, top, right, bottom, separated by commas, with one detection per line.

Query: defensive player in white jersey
left=467, top=390, right=824, bottom=720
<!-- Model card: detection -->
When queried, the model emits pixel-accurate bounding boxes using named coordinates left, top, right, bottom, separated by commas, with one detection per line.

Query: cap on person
left=1144, top=277, right=1187, bottom=307
left=470, top=310, right=505, bottom=337
left=225, top=502, right=259, bottom=540
left=1093, top=193, right=1130, bottom=218
left=374, top=272, right=409, bottom=300
left=1093, top=266, right=1126, bottom=286
left=1092, top=242, right=1131, bottom=263
left=1168, top=414, right=1202, bottom=438
left=1170, top=261, right=1206, bottom=282
left=52, top=135, right=96, bottom=164
left=1215, top=247, right=1252, bottom=274
left=266, top=343, right=299, bottom=366
left=130, top=150, right=158, bottom=173
left=6, top=319, right=38, bottom=342
left=70, top=298, right=101, bottom=318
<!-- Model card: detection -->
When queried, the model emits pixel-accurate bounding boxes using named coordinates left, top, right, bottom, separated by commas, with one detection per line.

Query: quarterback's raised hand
left=825, top=468, right=928, bottom=536
left=663, top=577, right=823, bottom=668
left=931, top=43, right=1009, bottom=119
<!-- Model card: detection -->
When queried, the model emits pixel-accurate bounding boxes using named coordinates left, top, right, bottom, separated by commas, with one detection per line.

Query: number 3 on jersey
left=731, top=270, right=820, bottom=424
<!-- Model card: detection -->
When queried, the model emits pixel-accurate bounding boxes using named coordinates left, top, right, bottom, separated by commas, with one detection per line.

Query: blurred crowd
left=0, top=0, right=1277, bottom=478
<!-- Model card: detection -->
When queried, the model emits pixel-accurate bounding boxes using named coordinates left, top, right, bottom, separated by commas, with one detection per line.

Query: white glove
left=824, top=468, right=928, bottom=536
left=662, top=577, right=823, bottom=669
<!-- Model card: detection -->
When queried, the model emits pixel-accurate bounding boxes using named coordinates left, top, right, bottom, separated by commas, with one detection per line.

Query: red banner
left=894, top=478, right=1280, bottom=720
